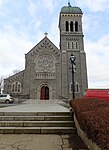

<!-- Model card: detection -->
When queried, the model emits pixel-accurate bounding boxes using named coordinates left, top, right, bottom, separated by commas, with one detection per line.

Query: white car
left=0, top=94, right=14, bottom=104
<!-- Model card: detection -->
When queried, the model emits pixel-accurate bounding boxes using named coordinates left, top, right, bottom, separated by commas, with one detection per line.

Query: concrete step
left=0, top=121, right=74, bottom=127
left=0, top=111, right=76, bottom=134
left=0, top=112, right=71, bottom=116
left=0, top=127, right=76, bottom=134
left=0, top=116, right=73, bottom=121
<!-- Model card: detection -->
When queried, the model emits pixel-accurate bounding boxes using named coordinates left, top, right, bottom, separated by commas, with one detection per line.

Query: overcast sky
left=0, top=0, right=109, bottom=88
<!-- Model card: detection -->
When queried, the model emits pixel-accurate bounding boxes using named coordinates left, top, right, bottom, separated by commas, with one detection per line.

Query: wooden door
left=45, top=86, right=49, bottom=100
left=40, top=86, right=49, bottom=100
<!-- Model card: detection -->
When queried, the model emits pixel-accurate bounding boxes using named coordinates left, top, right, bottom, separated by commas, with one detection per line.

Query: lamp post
left=70, top=54, right=76, bottom=99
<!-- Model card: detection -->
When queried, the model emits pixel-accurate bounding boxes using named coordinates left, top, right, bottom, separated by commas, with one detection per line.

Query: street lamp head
left=70, top=53, right=76, bottom=64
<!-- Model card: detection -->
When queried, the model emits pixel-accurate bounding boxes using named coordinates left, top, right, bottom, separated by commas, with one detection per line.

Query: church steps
left=0, top=116, right=73, bottom=121
left=0, top=112, right=70, bottom=116
left=0, top=127, right=76, bottom=134
left=0, top=111, right=76, bottom=134
left=0, top=121, right=74, bottom=127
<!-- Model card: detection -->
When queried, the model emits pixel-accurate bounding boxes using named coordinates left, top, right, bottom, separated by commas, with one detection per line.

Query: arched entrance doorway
left=40, top=86, right=49, bottom=100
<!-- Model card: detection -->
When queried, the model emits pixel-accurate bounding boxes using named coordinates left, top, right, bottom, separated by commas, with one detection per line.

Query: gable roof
left=26, top=36, right=60, bottom=57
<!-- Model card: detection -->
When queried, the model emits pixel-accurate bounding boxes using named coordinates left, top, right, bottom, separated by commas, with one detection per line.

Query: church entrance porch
left=37, top=83, right=53, bottom=100
left=40, top=86, right=49, bottom=100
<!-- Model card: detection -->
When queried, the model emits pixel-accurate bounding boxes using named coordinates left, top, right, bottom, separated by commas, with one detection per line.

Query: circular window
left=35, top=54, right=55, bottom=72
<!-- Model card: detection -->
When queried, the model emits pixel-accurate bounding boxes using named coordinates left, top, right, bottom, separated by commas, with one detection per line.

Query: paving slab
left=0, top=103, right=69, bottom=112
left=0, top=134, right=88, bottom=150
left=0, top=134, right=62, bottom=150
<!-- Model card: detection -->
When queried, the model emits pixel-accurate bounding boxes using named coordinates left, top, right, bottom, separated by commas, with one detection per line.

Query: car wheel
left=5, top=100, right=10, bottom=104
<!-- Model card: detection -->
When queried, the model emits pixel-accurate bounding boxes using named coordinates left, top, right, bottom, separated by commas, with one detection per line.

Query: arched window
left=70, top=82, right=79, bottom=93
left=72, top=42, right=74, bottom=49
left=18, top=83, right=21, bottom=92
left=75, top=83, right=79, bottom=93
left=12, top=82, right=21, bottom=93
left=70, top=21, right=73, bottom=32
left=15, top=82, right=18, bottom=92
left=66, top=21, right=69, bottom=31
left=75, top=21, right=78, bottom=32
left=76, top=42, right=78, bottom=49
left=67, top=42, right=70, bottom=49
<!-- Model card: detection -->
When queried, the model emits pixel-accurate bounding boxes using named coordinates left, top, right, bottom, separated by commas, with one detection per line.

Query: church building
left=4, top=3, right=88, bottom=100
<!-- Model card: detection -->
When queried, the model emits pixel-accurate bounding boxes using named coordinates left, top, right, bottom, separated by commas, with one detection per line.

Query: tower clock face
left=36, top=54, right=55, bottom=72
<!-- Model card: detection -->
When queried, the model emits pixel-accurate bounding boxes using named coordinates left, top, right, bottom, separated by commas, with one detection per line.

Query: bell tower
left=59, top=2, right=88, bottom=99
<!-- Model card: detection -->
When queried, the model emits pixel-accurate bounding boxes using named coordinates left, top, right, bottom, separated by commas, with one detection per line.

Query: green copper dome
left=61, top=2, right=82, bottom=14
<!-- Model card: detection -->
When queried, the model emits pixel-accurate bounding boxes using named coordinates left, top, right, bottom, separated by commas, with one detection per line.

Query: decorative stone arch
left=37, top=83, right=52, bottom=100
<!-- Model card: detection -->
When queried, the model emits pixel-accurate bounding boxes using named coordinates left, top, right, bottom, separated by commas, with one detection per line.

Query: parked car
left=83, top=89, right=109, bottom=101
left=0, top=94, right=14, bottom=104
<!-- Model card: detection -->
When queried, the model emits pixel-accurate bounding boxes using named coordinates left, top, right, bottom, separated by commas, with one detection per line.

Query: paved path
left=0, top=100, right=88, bottom=150
left=0, top=101, right=69, bottom=112
left=0, top=134, right=71, bottom=150
left=0, top=134, right=88, bottom=150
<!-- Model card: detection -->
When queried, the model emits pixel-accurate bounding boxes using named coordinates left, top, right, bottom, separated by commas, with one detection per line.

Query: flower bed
left=69, top=98, right=109, bottom=150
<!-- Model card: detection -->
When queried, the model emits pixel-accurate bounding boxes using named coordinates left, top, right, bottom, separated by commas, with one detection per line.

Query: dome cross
left=44, top=32, right=48, bottom=37
left=68, top=0, right=71, bottom=7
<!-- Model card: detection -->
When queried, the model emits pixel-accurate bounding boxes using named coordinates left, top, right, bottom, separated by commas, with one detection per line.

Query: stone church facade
left=4, top=3, right=88, bottom=100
